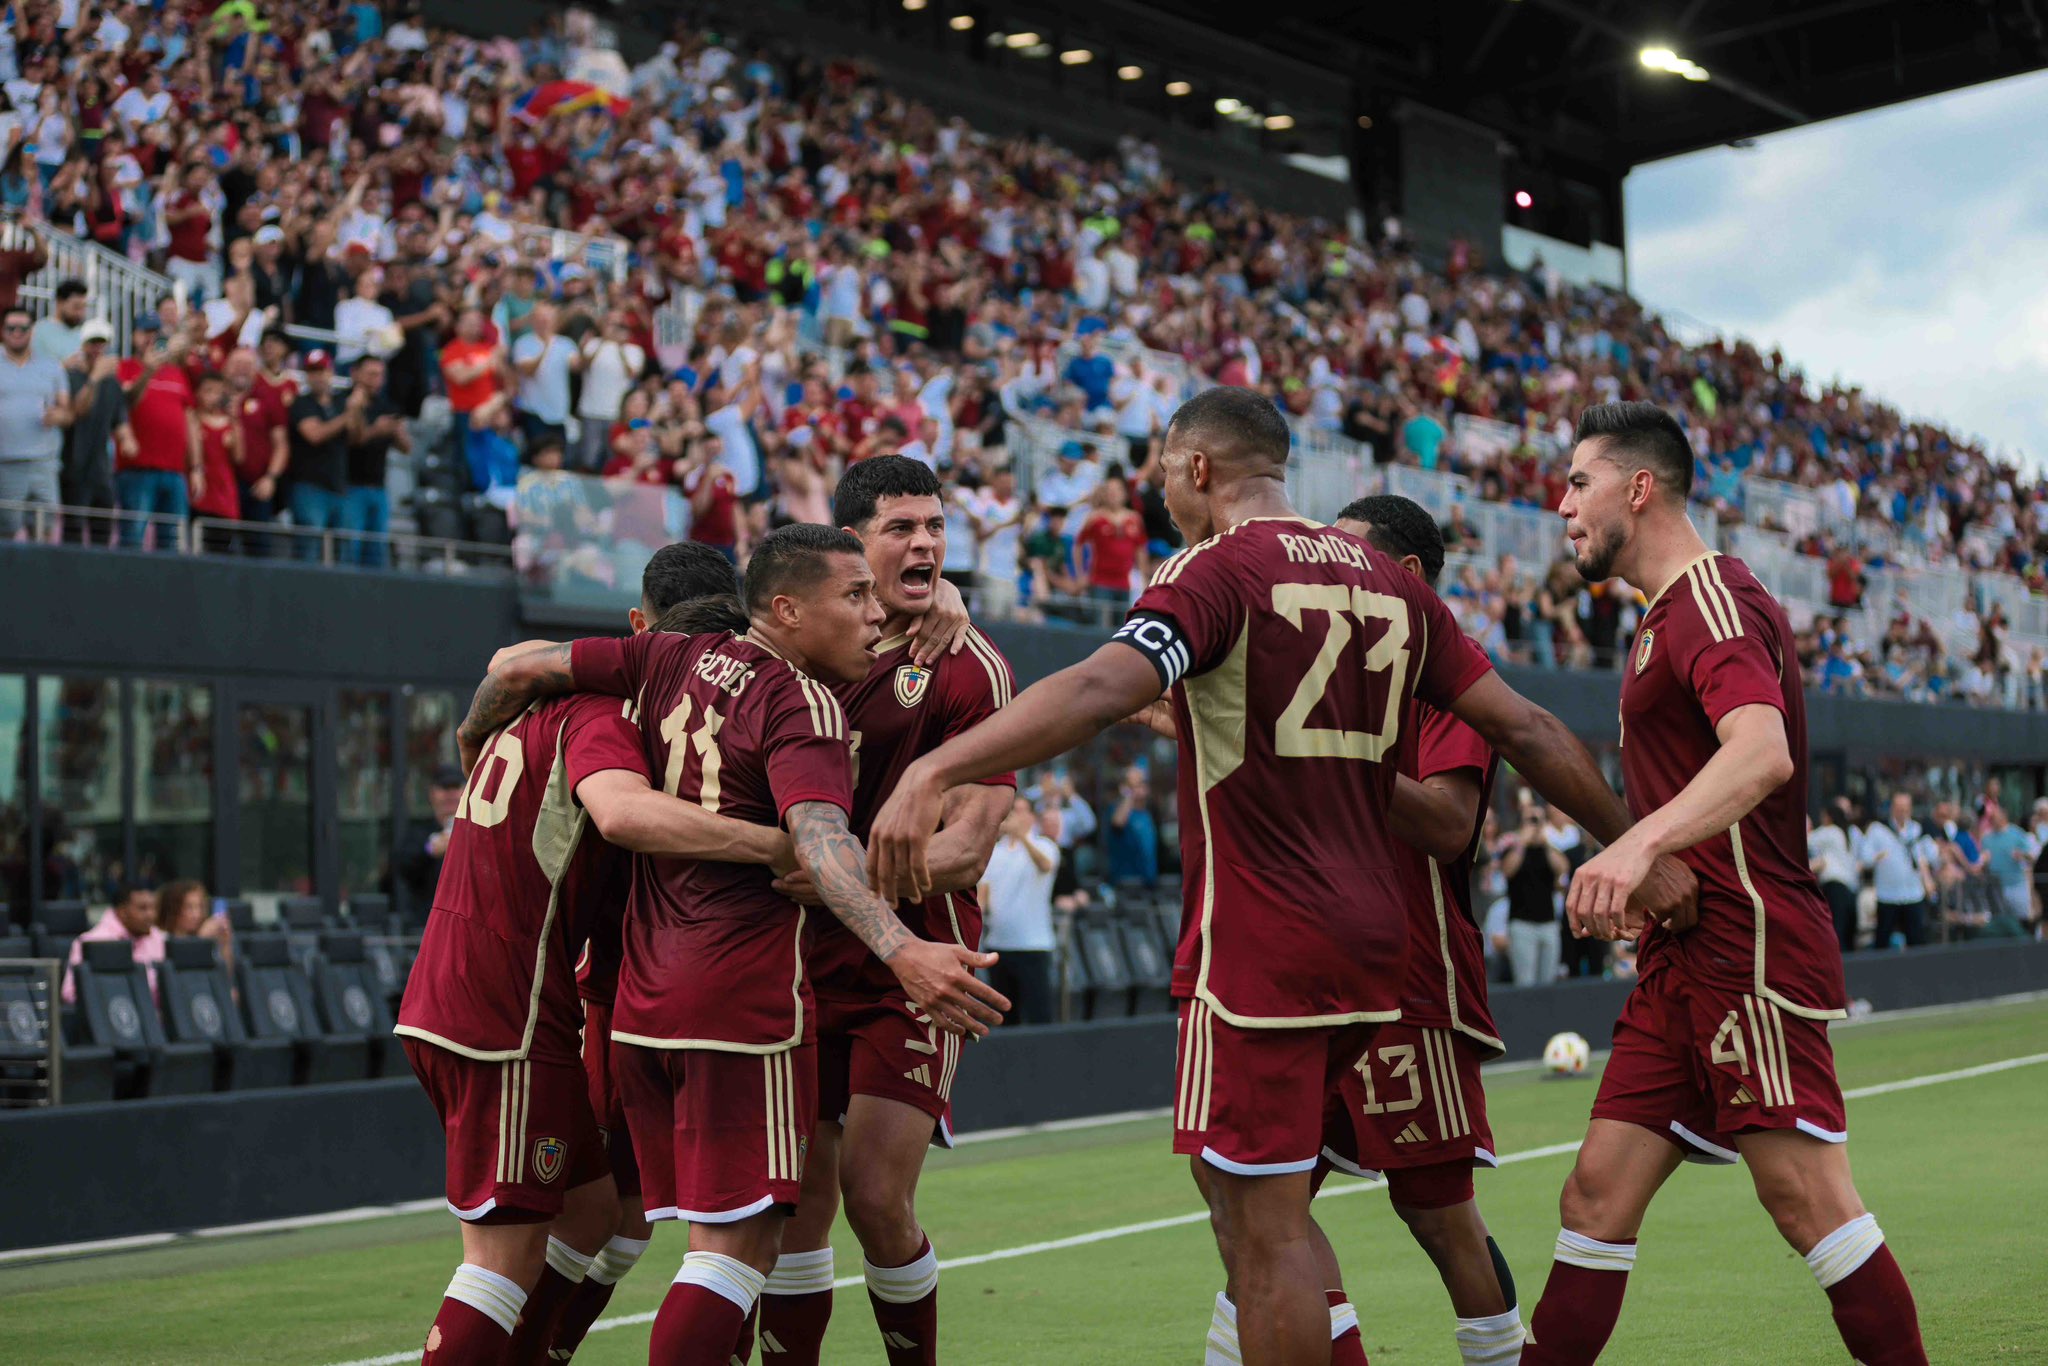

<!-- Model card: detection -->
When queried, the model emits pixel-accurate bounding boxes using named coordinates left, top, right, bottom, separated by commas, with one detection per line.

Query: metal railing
left=7, top=214, right=174, bottom=359
left=510, top=222, right=632, bottom=286
left=190, top=516, right=516, bottom=576
left=0, top=499, right=188, bottom=550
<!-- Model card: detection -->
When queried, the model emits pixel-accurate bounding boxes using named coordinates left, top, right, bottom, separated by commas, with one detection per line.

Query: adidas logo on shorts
left=1393, top=1121, right=1429, bottom=1144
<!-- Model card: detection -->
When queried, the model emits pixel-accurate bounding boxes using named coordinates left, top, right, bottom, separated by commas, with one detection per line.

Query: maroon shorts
left=1592, top=969, right=1848, bottom=1163
left=403, top=1040, right=606, bottom=1222
left=615, top=1038, right=817, bottom=1223
left=581, top=1001, right=639, bottom=1197
left=1172, top=997, right=1375, bottom=1174
left=1321, top=1023, right=1498, bottom=1182
left=815, top=993, right=965, bottom=1146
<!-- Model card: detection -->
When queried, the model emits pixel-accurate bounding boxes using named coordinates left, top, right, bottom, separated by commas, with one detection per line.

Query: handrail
left=189, top=516, right=515, bottom=574
left=6, top=212, right=175, bottom=360
left=0, top=498, right=187, bottom=550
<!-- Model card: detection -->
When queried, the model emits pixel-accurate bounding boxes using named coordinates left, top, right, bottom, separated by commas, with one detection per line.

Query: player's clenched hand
left=885, top=940, right=1008, bottom=1036
left=869, top=763, right=946, bottom=901
left=1633, top=854, right=1698, bottom=934
left=771, top=867, right=823, bottom=906
left=1566, top=833, right=1656, bottom=941
left=1124, top=699, right=1177, bottom=741
left=908, top=577, right=971, bottom=666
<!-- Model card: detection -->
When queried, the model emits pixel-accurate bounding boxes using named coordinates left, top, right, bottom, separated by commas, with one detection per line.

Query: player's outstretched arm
left=868, top=642, right=1165, bottom=900
left=922, top=784, right=1014, bottom=896
left=787, top=800, right=1010, bottom=1037
left=456, top=641, right=573, bottom=771
left=1567, top=702, right=1792, bottom=936
left=1446, top=671, right=1697, bottom=939
left=576, top=769, right=796, bottom=873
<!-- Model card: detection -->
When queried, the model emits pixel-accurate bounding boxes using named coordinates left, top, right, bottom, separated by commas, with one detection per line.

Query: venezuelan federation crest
left=533, top=1136, right=566, bottom=1184
left=1635, top=628, right=1655, bottom=675
left=894, top=664, right=932, bottom=708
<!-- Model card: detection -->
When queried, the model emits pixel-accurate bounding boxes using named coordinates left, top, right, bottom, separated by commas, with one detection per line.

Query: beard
left=1573, top=524, right=1624, bottom=582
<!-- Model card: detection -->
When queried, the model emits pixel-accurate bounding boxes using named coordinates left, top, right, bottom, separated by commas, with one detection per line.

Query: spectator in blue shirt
left=1105, top=764, right=1159, bottom=885
left=1062, top=333, right=1114, bottom=417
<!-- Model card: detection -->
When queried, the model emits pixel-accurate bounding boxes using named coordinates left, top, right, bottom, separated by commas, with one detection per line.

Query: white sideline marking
left=315, top=1051, right=2048, bottom=1366
left=0, top=1232, right=175, bottom=1264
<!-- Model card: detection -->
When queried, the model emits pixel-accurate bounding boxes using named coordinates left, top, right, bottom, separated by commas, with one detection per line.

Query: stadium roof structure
left=1131, top=0, right=2048, bottom=168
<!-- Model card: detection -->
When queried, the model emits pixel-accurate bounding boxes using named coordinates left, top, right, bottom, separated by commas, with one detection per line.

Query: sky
left=1623, top=67, right=2048, bottom=473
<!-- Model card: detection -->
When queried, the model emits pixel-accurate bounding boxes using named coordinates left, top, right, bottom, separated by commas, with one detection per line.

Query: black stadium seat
left=158, top=937, right=294, bottom=1091
left=313, top=933, right=405, bottom=1076
left=1118, top=922, right=1173, bottom=1016
left=223, top=899, right=257, bottom=933
left=1152, top=903, right=1180, bottom=964
left=0, top=933, right=31, bottom=958
left=71, top=939, right=212, bottom=1098
left=236, top=934, right=371, bottom=1084
left=1076, top=922, right=1134, bottom=1020
left=347, top=894, right=393, bottom=931
left=33, top=901, right=90, bottom=937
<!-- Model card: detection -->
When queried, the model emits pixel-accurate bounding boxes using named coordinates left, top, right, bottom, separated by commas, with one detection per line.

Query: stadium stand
left=2, top=1, right=2043, bottom=713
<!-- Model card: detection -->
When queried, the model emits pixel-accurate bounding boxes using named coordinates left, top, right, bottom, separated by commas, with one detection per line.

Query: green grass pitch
left=4, top=996, right=2045, bottom=1364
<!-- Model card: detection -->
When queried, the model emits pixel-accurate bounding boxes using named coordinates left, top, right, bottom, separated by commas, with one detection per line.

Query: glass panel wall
left=338, top=690, right=392, bottom=903
left=38, top=677, right=121, bottom=903
left=0, top=676, right=26, bottom=913
left=237, top=703, right=314, bottom=908
left=133, top=680, right=214, bottom=888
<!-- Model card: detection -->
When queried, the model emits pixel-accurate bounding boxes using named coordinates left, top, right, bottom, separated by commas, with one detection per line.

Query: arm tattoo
left=456, top=644, right=575, bottom=751
left=787, top=801, right=914, bottom=961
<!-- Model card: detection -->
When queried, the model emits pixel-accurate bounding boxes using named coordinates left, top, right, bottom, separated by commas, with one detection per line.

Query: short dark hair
left=833, top=454, right=941, bottom=529
left=115, top=881, right=154, bottom=905
left=641, top=541, right=741, bottom=616
left=1165, top=385, right=1292, bottom=472
left=54, top=278, right=87, bottom=302
left=1336, top=494, right=1446, bottom=586
left=653, top=594, right=749, bottom=636
left=744, top=523, right=867, bottom=615
left=1575, top=401, right=1693, bottom=500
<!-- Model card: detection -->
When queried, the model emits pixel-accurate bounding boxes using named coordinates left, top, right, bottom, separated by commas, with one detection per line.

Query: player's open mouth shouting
left=898, top=561, right=936, bottom=604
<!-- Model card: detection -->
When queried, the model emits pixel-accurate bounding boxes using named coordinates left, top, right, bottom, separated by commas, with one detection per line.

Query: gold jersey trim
left=608, top=906, right=813, bottom=1051
left=1728, top=819, right=1848, bottom=1021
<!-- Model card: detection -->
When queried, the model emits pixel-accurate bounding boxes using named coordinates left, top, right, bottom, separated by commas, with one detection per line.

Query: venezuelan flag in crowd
left=511, top=80, right=631, bottom=124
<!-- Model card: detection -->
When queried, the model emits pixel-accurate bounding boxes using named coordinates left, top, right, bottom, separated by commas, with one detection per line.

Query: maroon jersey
left=1393, top=700, right=1502, bottom=1053
left=395, top=695, right=648, bottom=1062
left=808, top=628, right=1017, bottom=1000
left=1620, top=552, right=1846, bottom=1019
left=573, top=831, right=634, bottom=1008
left=1118, top=518, right=1492, bottom=1026
left=570, top=630, right=856, bottom=1051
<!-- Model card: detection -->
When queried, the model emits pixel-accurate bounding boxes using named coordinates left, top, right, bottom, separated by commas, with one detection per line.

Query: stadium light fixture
left=1060, top=48, right=1093, bottom=65
left=949, top=14, right=975, bottom=29
left=1214, top=97, right=1241, bottom=114
left=902, top=0, right=927, bottom=9
left=1166, top=80, right=1192, bottom=96
left=1514, top=190, right=1533, bottom=209
left=1264, top=114, right=1294, bottom=130
left=1639, top=45, right=1710, bottom=82
left=1118, top=65, right=1143, bottom=80
left=1022, top=42, right=1052, bottom=57
left=1356, top=115, right=1374, bottom=130
left=1005, top=31, right=1039, bottom=47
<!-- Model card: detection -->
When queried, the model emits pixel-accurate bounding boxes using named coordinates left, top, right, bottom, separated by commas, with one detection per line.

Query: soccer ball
left=1543, top=1031, right=1591, bottom=1076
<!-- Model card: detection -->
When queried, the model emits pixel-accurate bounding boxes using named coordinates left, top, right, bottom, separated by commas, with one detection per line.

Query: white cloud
left=1625, top=69, right=2048, bottom=471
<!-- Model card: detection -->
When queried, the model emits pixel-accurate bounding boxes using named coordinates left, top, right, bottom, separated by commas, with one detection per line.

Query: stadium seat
left=1118, top=923, right=1173, bottom=1016
left=360, top=934, right=414, bottom=1015
left=1076, top=923, right=1135, bottom=1020
left=236, top=934, right=371, bottom=1085
left=70, top=939, right=213, bottom=1098
left=313, top=933, right=404, bottom=1077
left=31, top=927, right=77, bottom=962
left=0, top=958, right=63, bottom=1105
left=278, top=899, right=327, bottom=971
left=32, top=900, right=90, bottom=938
left=346, top=894, right=392, bottom=931
left=158, top=937, right=294, bottom=1092
left=0, top=933, right=32, bottom=958
left=1151, top=903, right=1180, bottom=964
left=223, top=899, right=257, bottom=933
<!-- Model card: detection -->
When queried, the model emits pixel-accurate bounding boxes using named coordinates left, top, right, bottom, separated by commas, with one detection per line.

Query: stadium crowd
left=1, top=0, right=2045, bottom=704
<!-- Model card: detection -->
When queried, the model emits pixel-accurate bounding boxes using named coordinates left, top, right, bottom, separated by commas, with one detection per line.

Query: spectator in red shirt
left=684, top=432, right=744, bottom=566
left=1827, top=544, right=1866, bottom=610
left=1073, top=476, right=1148, bottom=611
left=225, top=348, right=288, bottom=557
left=114, top=313, right=199, bottom=550
left=189, top=370, right=242, bottom=549
left=163, top=163, right=222, bottom=303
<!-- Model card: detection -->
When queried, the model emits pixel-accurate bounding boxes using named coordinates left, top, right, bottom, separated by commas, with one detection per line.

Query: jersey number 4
left=659, top=697, right=727, bottom=812
left=1271, top=583, right=1410, bottom=761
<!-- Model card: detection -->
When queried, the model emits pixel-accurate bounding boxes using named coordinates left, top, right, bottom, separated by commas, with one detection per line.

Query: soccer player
left=540, top=543, right=801, bottom=1365
left=457, top=524, right=1008, bottom=1366
left=1142, top=496, right=1523, bottom=1366
left=1519, top=402, right=1925, bottom=1365
left=759, top=457, right=1016, bottom=1366
left=400, top=591, right=783, bottom=1366
left=867, top=387, right=1694, bottom=1366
